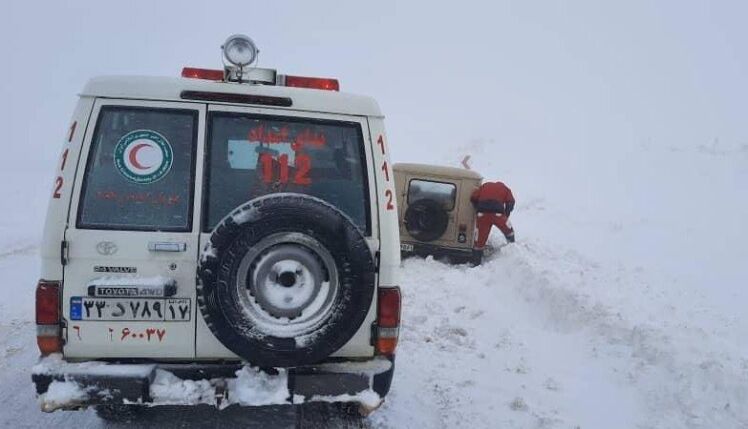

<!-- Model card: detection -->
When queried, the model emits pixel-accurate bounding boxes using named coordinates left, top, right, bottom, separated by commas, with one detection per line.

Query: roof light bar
left=179, top=36, right=342, bottom=91
left=182, top=67, right=224, bottom=81
left=284, top=75, right=340, bottom=91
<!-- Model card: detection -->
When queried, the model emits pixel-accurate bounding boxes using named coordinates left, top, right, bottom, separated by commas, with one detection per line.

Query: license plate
left=400, top=243, right=414, bottom=252
left=70, top=297, right=191, bottom=322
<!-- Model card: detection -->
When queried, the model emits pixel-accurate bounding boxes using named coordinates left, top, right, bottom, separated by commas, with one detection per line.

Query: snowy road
left=376, top=242, right=748, bottom=428
left=1, top=141, right=747, bottom=428
left=3, top=235, right=747, bottom=428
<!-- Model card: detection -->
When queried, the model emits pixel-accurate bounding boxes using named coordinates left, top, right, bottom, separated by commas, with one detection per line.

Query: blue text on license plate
left=70, top=297, right=191, bottom=322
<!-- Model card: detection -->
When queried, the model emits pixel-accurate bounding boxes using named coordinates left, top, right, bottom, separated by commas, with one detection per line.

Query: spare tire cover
left=197, top=194, right=376, bottom=367
left=405, top=199, right=449, bottom=242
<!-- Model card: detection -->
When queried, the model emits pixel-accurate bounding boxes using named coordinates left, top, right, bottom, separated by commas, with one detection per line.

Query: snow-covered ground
left=2, top=3, right=747, bottom=426
left=1, top=135, right=746, bottom=428
left=372, top=139, right=748, bottom=428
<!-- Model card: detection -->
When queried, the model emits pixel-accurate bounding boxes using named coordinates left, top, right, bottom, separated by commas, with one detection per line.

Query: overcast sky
left=1, top=0, right=746, bottom=172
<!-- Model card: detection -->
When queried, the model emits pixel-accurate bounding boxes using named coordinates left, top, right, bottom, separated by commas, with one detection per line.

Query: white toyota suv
left=31, top=35, right=401, bottom=420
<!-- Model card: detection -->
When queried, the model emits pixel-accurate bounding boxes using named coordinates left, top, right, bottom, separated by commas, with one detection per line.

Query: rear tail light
left=36, top=280, right=62, bottom=355
left=375, top=287, right=401, bottom=355
left=181, top=67, right=225, bottom=81
left=284, top=75, right=340, bottom=91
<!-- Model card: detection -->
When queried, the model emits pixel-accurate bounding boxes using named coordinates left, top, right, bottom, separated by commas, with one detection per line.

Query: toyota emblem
left=96, top=241, right=118, bottom=256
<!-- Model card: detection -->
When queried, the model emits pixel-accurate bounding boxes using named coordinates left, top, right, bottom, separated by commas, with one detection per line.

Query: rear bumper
left=401, top=242, right=482, bottom=265
left=31, top=355, right=394, bottom=412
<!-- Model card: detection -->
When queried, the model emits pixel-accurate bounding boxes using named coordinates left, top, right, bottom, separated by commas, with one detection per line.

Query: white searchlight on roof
left=222, top=34, right=258, bottom=67
left=181, top=34, right=340, bottom=90
left=221, top=34, right=275, bottom=84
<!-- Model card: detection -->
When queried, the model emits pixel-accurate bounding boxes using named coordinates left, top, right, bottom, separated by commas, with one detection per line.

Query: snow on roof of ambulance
left=80, top=75, right=382, bottom=117
left=394, top=163, right=483, bottom=180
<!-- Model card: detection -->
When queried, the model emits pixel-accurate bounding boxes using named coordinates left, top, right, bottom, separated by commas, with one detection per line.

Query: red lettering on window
left=260, top=153, right=274, bottom=184
left=247, top=126, right=326, bottom=152
left=94, top=191, right=182, bottom=206
left=292, top=129, right=326, bottom=151
left=260, top=153, right=313, bottom=185
left=248, top=125, right=290, bottom=144
left=279, top=154, right=289, bottom=183
left=294, top=154, right=312, bottom=185
left=377, top=135, right=385, bottom=155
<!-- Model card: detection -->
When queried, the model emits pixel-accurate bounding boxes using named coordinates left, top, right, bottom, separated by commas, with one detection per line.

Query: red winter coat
left=470, top=181, right=515, bottom=215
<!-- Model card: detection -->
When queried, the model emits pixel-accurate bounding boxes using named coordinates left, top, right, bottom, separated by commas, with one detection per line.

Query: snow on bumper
left=31, top=354, right=394, bottom=412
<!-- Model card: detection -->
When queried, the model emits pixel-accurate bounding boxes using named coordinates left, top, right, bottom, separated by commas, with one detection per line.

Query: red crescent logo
left=128, top=143, right=152, bottom=170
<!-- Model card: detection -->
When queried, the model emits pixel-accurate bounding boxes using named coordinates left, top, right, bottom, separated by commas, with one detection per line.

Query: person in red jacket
left=471, top=181, right=515, bottom=249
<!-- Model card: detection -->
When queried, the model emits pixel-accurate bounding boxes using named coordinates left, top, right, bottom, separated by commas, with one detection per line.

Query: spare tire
left=404, top=199, right=449, bottom=242
left=197, top=194, right=376, bottom=367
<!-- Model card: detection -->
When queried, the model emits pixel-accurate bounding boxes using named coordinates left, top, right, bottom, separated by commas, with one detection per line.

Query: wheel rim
left=234, top=232, right=340, bottom=338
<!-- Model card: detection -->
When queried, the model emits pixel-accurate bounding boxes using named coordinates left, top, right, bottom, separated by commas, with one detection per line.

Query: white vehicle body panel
left=42, top=75, right=400, bottom=362
left=62, top=99, right=205, bottom=359
left=40, top=97, right=95, bottom=282
left=195, top=104, right=382, bottom=359
left=82, top=76, right=383, bottom=118
left=366, top=118, right=400, bottom=287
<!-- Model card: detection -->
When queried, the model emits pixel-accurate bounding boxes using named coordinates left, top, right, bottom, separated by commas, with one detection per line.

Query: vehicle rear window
left=77, top=106, right=197, bottom=231
left=408, top=179, right=457, bottom=211
left=204, top=113, right=370, bottom=233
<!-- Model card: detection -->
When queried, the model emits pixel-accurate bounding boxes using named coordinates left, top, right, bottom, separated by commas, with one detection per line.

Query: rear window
left=77, top=106, right=197, bottom=231
left=408, top=179, right=457, bottom=211
left=204, top=113, right=370, bottom=233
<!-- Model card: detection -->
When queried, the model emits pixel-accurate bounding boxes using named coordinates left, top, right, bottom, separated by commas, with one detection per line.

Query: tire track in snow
left=494, top=241, right=748, bottom=429
left=374, top=253, right=585, bottom=428
left=375, top=237, right=747, bottom=428
left=0, top=244, right=38, bottom=260
left=0, top=319, right=31, bottom=366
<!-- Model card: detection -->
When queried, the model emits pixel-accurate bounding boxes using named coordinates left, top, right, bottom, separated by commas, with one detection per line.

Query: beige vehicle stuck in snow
left=394, top=163, right=484, bottom=265
left=32, top=35, right=401, bottom=420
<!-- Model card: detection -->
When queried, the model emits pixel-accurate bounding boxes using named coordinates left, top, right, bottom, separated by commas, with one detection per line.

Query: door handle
left=148, top=242, right=187, bottom=252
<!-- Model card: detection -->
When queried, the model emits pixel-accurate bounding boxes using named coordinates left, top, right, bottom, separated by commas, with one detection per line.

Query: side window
left=77, top=106, right=197, bottom=231
left=204, top=113, right=370, bottom=233
left=408, top=179, right=457, bottom=211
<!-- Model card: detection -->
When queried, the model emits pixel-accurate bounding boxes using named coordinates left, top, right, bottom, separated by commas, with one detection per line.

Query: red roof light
left=182, top=67, right=224, bottom=81
left=285, top=75, right=339, bottom=91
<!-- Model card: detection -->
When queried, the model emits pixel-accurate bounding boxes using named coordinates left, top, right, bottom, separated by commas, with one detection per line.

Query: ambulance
left=32, top=35, right=401, bottom=420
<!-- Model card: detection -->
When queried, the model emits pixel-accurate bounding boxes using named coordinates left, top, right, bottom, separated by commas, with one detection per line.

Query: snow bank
left=199, top=242, right=217, bottom=263
left=231, top=205, right=261, bottom=225
left=314, top=357, right=392, bottom=377
left=226, top=367, right=289, bottom=407
left=38, top=380, right=89, bottom=412
left=34, top=355, right=292, bottom=409
left=148, top=366, right=291, bottom=408
left=32, top=354, right=154, bottom=379
left=150, top=370, right=216, bottom=406
left=305, top=390, right=382, bottom=409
